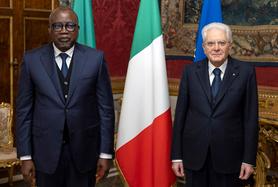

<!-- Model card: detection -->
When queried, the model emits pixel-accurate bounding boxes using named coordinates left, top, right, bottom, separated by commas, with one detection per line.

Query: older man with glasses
left=171, top=22, right=259, bottom=187
left=16, top=6, right=115, bottom=187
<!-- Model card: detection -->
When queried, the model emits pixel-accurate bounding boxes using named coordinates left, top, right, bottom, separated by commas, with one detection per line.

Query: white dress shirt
left=208, top=59, right=228, bottom=85
left=53, top=43, right=74, bottom=69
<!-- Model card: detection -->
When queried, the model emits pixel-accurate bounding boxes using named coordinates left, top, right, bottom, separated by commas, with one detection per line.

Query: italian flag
left=115, top=0, right=176, bottom=186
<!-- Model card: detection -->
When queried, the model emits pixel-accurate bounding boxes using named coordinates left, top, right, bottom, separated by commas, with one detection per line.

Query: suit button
left=64, top=81, right=68, bottom=85
left=65, top=94, right=68, bottom=98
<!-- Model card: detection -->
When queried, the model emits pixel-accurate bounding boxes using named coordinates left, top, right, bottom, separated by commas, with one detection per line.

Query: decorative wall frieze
left=161, top=0, right=278, bottom=62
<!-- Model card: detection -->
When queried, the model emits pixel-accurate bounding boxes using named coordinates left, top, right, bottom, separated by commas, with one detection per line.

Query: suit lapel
left=40, top=45, right=65, bottom=104
left=66, top=44, right=86, bottom=104
left=196, top=59, right=212, bottom=104
left=213, top=57, right=239, bottom=107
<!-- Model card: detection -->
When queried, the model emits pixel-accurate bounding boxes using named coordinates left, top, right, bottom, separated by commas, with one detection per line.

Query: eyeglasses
left=51, top=22, right=78, bottom=32
left=204, top=40, right=229, bottom=48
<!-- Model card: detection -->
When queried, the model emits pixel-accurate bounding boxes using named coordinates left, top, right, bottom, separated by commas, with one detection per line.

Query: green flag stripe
left=73, top=0, right=96, bottom=48
left=130, top=0, right=162, bottom=59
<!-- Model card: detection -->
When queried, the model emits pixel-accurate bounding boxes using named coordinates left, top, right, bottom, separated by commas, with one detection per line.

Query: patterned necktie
left=60, top=53, right=68, bottom=78
left=211, top=68, right=222, bottom=98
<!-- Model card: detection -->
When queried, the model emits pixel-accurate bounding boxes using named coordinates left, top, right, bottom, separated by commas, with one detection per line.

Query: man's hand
left=21, top=160, right=35, bottom=185
left=239, top=163, right=254, bottom=180
left=172, top=162, right=185, bottom=177
left=96, top=158, right=112, bottom=182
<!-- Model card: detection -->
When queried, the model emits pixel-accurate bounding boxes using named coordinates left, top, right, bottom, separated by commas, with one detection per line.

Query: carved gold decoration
left=257, top=121, right=278, bottom=186
left=0, top=103, right=13, bottom=151
left=0, top=102, right=20, bottom=186
left=259, top=86, right=278, bottom=122
left=161, top=0, right=278, bottom=62
left=111, top=77, right=125, bottom=94
left=257, top=86, right=278, bottom=186
left=168, top=78, right=180, bottom=96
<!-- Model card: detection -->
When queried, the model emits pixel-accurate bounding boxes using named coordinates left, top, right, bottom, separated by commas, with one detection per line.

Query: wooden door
left=0, top=0, right=59, bottom=106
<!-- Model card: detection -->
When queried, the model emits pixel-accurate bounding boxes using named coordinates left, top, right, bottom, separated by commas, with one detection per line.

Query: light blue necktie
left=60, top=53, right=68, bottom=78
left=211, top=68, right=221, bottom=98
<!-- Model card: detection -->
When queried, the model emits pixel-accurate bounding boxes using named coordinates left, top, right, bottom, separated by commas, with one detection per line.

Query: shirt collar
left=208, top=59, right=228, bottom=76
left=53, top=43, right=75, bottom=58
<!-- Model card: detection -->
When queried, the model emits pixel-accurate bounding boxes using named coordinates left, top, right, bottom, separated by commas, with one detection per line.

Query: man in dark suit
left=16, top=6, right=115, bottom=187
left=171, top=22, right=258, bottom=187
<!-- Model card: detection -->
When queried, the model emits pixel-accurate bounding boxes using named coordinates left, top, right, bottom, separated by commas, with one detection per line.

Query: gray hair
left=201, top=22, right=232, bottom=43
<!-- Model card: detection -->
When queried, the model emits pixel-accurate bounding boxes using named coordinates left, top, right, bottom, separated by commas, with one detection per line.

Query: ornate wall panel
left=0, top=0, right=58, bottom=107
left=259, top=86, right=278, bottom=121
left=257, top=86, right=278, bottom=186
left=24, top=18, right=50, bottom=51
left=161, top=0, right=278, bottom=62
left=0, top=0, right=11, bottom=8
left=0, top=17, right=12, bottom=103
left=24, top=0, right=52, bottom=10
left=23, top=0, right=57, bottom=51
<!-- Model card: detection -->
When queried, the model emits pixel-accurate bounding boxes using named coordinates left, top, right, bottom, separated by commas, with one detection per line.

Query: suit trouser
left=184, top=149, right=253, bottom=187
left=36, top=143, right=96, bottom=187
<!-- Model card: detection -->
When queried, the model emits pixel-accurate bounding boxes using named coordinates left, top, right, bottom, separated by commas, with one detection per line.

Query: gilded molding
left=0, top=103, right=20, bottom=185
left=0, top=102, right=13, bottom=151
left=259, top=86, right=278, bottom=124
left=111, top=77, right=125, bottom=94
left=111, top=78, right=180, bottom=96
left=0, top=159, right=20, bottom=168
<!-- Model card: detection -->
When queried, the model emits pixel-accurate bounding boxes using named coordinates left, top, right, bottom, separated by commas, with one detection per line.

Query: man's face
left=202, top=28, right=231, bottom=66
left=48, top=9, right=79, bottom=52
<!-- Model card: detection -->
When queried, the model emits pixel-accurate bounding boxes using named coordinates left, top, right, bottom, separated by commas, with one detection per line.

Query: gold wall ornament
left=59, top=0, right=73, bottom=7
left=0, top=103, right=13, bottom=152
left=257, top=122, right=278, bottom=186
left=259, top=86, right=278, bottom=121
left=0, top=102, right=20, bottom=186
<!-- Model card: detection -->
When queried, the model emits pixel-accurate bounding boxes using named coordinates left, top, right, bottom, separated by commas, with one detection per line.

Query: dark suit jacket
left=171, top=57, right=258, bottom=174
left=16, top=43, right=115, bottom=174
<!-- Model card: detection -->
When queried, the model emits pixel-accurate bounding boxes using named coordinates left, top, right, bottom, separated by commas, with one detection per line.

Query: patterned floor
left=0, top=167, right=185, bottom=187
left=0, top=166, right=125, bottom=187
left=0, top=175, right=125, bottom=187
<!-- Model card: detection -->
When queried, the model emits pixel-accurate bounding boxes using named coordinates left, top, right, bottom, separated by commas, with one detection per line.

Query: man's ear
left=228, top=42, right=232, bottom=50
left=48, top=26, right=51, bottom=34
left=202, top=43, right=207, bottom=53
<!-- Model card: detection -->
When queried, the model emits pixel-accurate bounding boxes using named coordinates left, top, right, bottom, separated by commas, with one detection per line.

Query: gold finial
left=59, top=0, right=73, bottom=7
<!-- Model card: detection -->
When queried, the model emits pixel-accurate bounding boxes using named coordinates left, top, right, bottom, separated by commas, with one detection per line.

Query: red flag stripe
left=116, top=109, right=176, bottom=187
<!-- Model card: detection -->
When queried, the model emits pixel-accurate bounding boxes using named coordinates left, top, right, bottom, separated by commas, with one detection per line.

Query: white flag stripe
left=116, top=35, right=170, bottom=149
